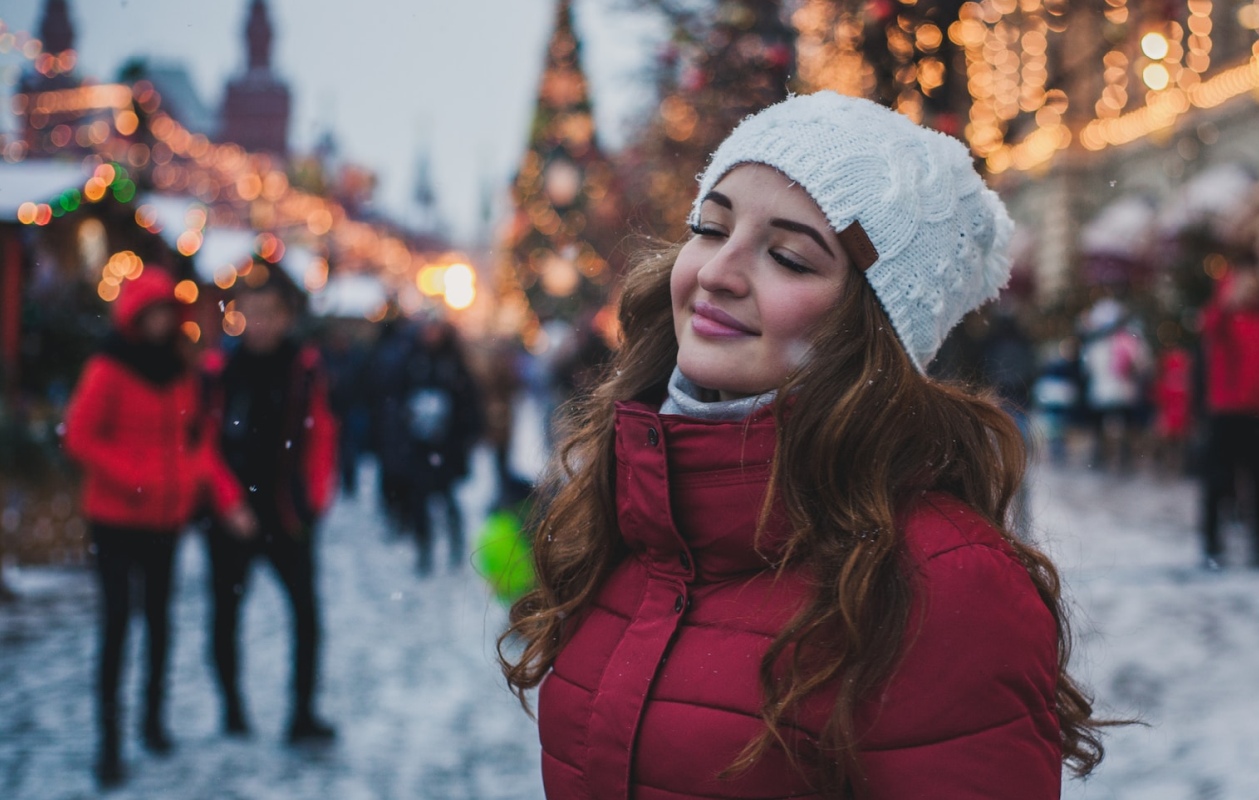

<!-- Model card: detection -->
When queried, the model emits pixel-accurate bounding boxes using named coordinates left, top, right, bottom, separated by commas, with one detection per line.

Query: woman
left=63, top=268, right=248, bottom=787
left=502, top=92, right=1105, bottom=798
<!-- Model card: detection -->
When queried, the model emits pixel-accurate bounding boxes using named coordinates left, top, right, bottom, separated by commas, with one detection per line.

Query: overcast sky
left=0, top=0, right=666, bottom=244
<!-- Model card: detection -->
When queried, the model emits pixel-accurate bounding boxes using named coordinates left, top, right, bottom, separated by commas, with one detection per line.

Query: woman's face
left=671, top=164, right=850, bottom=400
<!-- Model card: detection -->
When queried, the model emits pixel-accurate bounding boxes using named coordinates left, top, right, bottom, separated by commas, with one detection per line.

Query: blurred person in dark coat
left=400, top=318, right=484, bottom=574
left=366, top=317, right=416, bottom=534
left=201, top=271, right=339, bottom=742
left=321, top=325, right=370, bottom=496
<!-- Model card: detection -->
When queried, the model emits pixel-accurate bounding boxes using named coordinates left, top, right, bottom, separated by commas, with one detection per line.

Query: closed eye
left=772, top=251, right=813, bottom=274
left=689, top=222, right=726, bottom=238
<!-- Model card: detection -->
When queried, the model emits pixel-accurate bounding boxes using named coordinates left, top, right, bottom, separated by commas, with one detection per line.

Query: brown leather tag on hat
left=838, top=220, right=878, bottom=272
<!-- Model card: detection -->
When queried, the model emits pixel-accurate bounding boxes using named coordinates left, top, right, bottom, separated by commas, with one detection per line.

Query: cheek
left=761, top=285, right=842, bottom=349
left=670, top=249, right=700, bottom=321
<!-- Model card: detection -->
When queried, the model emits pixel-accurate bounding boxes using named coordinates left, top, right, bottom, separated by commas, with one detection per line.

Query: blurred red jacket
left=63, top=270, right=242, bottom=531
left=1201, top=276, right=1259, bottom=416
left=538, top=402, right=1062, bottom=799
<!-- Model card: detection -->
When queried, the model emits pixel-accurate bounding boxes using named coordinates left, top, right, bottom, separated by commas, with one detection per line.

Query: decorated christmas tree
left=500, top=0, right=622, bottom=327
left=793, top=0, right=968, bottom=136
left=619, top=0, right=795, bottom=240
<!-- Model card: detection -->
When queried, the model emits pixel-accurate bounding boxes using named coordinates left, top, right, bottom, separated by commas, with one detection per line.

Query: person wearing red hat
left=63, top=267, right=252, bottom=788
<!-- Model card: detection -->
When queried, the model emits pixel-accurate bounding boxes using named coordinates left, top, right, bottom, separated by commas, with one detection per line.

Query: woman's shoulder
left=898, top=491, right=1015, bottom=569
left=895, top=492, right=1055, bottom=661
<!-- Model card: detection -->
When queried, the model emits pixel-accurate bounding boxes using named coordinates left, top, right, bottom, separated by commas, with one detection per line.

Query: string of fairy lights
left=0, top=18, right=478, bottom=335
left=793, top=0, right=1259, bottom=177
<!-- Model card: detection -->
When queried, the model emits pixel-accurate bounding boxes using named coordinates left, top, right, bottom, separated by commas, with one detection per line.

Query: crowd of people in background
left=55, top=246, right=1259, bottom=788
left=939, top=254, right=1259, bottom=570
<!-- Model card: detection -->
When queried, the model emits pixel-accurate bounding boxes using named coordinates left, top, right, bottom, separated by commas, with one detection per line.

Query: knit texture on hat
left=690, top=91, right=1014, bottom=371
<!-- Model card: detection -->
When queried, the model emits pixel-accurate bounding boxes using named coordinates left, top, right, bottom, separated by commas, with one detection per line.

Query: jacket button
left=674, top=594, right=684, bottom=613
left=647, top=427, right=659, bottom=446
left=680, top=552, right=690, bottom=570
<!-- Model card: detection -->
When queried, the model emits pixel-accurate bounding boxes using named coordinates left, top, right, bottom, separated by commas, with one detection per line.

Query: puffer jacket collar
left=614, top=400, right=788, bottom=581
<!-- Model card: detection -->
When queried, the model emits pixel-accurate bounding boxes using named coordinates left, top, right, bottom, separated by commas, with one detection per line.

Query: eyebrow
left=701, top=191, right=836, bottom=259
left=769, top=218, right=834, bottom=258
left=701, top=190, right=732, bottom=209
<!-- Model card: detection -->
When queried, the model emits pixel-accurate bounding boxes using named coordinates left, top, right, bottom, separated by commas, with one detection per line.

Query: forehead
left=708, top=163, right=828, bottom=220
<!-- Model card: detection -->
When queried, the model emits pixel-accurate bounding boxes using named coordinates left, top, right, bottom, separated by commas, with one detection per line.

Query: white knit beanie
left=690, top=91, right=1014, bottom=372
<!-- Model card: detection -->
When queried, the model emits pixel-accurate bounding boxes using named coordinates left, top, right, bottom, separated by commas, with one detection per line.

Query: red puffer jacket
left=1201, top=275, right=1259, bottom=415
left=63, top=270, right=241, bottom=531
left=538, top=401, right=1061, bottom=799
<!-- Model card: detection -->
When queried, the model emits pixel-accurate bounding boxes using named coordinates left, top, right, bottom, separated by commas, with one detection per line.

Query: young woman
left=63, top=268, right=248, bottom=786
left=502, top=92, right=1105, bottom=798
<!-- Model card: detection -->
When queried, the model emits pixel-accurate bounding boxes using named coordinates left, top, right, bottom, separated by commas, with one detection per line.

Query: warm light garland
left=944, top=0, right=1259, bottom=175
left=0, top=17, right=466, bottom=318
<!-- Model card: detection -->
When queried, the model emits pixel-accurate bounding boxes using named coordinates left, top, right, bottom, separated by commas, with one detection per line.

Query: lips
left=691, top=301, right=756, bottom=338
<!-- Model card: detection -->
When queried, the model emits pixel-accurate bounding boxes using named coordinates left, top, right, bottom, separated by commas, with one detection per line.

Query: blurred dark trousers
left=92, top=524, right=177, bottom=731
left=411, top=486, right=462, bottom=573
left=207, top=522, right=321, bottom=719
left=1200, top=414, right=1259, bottom=559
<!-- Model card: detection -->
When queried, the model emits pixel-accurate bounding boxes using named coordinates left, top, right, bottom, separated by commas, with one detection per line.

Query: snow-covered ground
left=1038, top=465, right=1259, bottom=800
left=0, top=445, right=545, bottom=800
left=2, top=412, right=1257, bottom=798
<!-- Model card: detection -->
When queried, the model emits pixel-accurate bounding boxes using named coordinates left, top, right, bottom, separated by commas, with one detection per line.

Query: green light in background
left=112, top=179, right=136, bottom=204
left=59, top=189, right=81, bottom=213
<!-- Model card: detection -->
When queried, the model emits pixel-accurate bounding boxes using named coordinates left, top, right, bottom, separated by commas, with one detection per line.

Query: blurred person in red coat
left=501, top=93, right=1108, bottom=799
left=1151, top=344, right=1193, bottom=475
left=63, top=268, right=250, bottom=787
left=1199, top=258, right=1259, bottom=569
left=201, top=269, right=338, bottom=743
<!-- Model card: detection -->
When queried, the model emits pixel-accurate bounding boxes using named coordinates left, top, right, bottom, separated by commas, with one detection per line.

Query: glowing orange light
left=16, top=202, right=37, bottom=225
left=176, top=230, right=203, bottom=257
left=223, top=311, right=247, bottom=337
left=124, top=253, right=144, bottom=279
left=174, top=280, right=199, bottom=304
left=184, top=207, right=207, bottom=230
left=236, top=174, right=262, bottom=201
left=214, top=266, right=238, bottom=290
left=417, top=265, right=445, bottom=296
left=114, top=109, right=139, bottom=136
left=98, top=280, right=120, bottom=302
left=307, top=208, right=333, bottom=235
left=180, top=321, right=201, bottom=343
left=135, top=204, right=159, bottom=229
left=256, top=233, right=284, bottom=263
left=84, top=177, right=107, bottom=202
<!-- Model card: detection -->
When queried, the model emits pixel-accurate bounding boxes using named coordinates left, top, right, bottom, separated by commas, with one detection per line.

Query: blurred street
left=2, top=434, right=1258, bottom=798
left=0, top=441, right=545, bottom=800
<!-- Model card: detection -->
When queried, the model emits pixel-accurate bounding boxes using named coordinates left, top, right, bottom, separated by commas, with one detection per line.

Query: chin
left=677, top=352, right=771, bottom=399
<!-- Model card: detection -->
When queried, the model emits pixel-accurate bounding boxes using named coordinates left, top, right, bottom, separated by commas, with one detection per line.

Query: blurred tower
left=411, top=147, right=444, bottom=236
left=18, top=0, right=82, bottom=154
left=39, top=0, right=74, bottom=55
left=219, top=0, right=291, bottom=155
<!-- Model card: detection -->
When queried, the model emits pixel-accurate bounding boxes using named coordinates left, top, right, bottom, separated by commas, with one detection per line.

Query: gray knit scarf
left=658, top=366, right=776, bottom=421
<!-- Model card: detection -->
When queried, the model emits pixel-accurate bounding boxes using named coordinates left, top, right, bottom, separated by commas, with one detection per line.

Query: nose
left=696, top=235, right=752, bottom=297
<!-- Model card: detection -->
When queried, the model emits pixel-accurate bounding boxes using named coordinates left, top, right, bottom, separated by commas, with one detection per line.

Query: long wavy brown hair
left=501, top=241, right=1107, bottom=793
